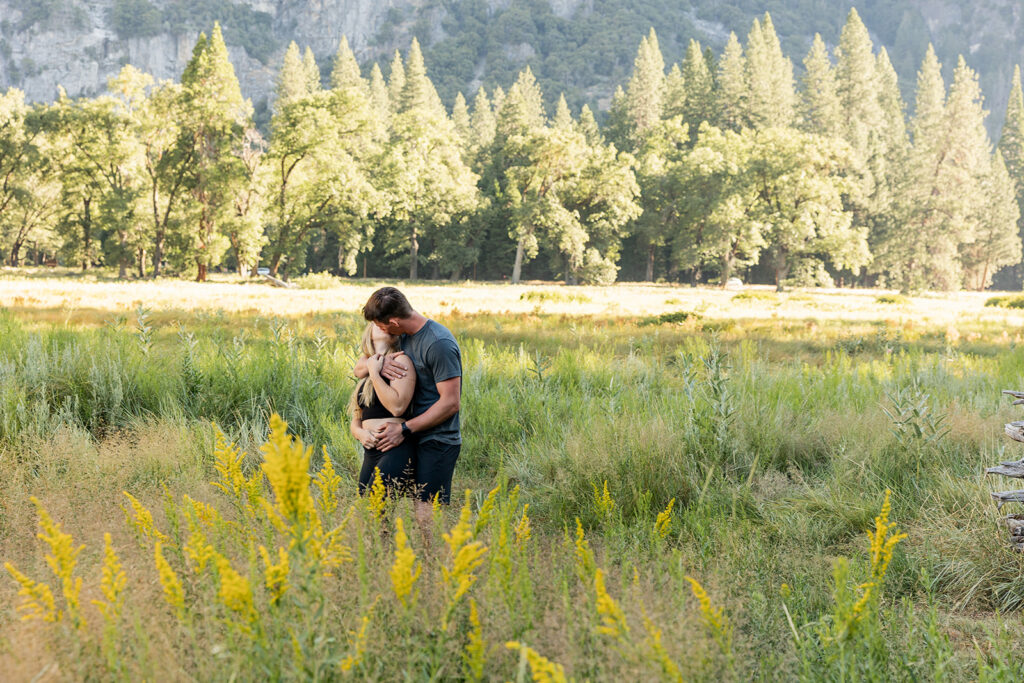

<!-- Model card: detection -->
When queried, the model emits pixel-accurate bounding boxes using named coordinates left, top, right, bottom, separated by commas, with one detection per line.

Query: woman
left=349, top=323, right=416, bottom=495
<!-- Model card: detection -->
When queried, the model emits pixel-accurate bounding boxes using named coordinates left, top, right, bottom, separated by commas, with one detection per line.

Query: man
left=354, top=287, right=462, bottom=530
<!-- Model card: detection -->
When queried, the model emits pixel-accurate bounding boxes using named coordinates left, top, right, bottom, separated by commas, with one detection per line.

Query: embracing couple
left=348, top=287, right=462, bottom=530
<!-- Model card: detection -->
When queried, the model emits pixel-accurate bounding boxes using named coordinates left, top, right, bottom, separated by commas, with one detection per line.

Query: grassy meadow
left=3, top=273, right=1024, bottom=680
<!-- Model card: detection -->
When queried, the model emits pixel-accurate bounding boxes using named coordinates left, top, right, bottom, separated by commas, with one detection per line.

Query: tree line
left=2, top=10, right=1024, bottom=290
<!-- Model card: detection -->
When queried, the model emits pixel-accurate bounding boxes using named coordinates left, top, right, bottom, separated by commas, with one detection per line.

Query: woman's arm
left=349, top=412, right=377, bottom=449
left=369, top=352, right=416, bottom=416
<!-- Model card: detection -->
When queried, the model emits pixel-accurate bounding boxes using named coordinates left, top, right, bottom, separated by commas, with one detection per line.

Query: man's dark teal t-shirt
left=400, top=319, right=461, bottom=445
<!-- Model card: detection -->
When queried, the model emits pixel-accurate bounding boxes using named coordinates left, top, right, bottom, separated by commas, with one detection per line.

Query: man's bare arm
left=375, top=377, right=461, bottom=452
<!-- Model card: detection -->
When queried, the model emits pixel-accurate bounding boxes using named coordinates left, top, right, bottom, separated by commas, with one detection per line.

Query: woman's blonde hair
left=348, top=323, right=401, bottom=416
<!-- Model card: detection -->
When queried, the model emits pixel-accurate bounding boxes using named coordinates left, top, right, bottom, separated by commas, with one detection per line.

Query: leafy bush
left=293, top=271, right=342, bottom=290
left=985, top=295, right=1024, bottom=308
left=639, top=310, right=701, bottom=325
left=732, top=290, right=778, bottom=303
left=876, top=294, right=909, bottom=305
left=519, top=290, right=591, bottom=304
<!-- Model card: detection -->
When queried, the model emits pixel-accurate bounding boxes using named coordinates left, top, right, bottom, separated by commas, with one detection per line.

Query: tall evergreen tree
left=621, top=28, right=665, bottom=148
left=302, top=47, right=320, bottom=93
left=799, top=34, right=841, bottom=137
left=744, top=15, right=794, bottom=129
left=680, top=40, right=714, bottom=133
left=835, top=8, right=883, bottom=158
left=961, top=150, right=1021, bottom=289
left=470, top=87, right=495, bottom=153
left=330, top=36, right=363, bottom=92
left=387, top=51, right=406, bottom=114
left=275, top=42, right=308, bottom=110
left=663, top=64, right=686, bottom=120
left=998, top=65, right=1024, bottom=288
left=716, top=32, right=747, bottom=131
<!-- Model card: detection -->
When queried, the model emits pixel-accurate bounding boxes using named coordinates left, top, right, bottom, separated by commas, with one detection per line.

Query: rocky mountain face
left=0, top=0, right=1019, bottom=132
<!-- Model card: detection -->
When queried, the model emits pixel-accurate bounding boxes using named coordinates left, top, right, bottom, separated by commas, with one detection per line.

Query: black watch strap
left=401, top=422, right=412, bottom=437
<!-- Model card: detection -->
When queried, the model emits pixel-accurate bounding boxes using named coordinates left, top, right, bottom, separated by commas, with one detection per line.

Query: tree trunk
left=197, top=262, right=208, bottom=283
left=9, top=240, right=22, bottom=266
left=409, top=227, right=419, bottom=280
left=512, top=237, right=525, bottom=284
left=268, top=252, right=283, bottom=279
left=645, top=243, right=655, bottom=282
left=138, top=248, right=146, bottom=278
left=720, top=252, right=734, bottom=288
left=153, top=231, right=164, bottom=277
left=81, top=198, right=91, bottom=271
left=118, top=233, right=127, bottom=280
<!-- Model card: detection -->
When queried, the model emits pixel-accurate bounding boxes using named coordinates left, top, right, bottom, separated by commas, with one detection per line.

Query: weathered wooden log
left=262, top=273, right=296, bottom=289
left=987, top=460, right=1024, bottom=478
left=1005, top=421, right=1024, bottom=443
left=992, top=490, right=1024, bottom=509
left=1003, top=389, right=1024, bottom=405
left=1003, top=514, right=1024, bottom=534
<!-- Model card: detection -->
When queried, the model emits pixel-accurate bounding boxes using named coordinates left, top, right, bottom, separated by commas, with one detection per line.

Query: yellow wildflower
left=259, top=545, right=290, bottom=606
left=214, top=553, right=257, bottom=623
left=505, top=641, right=568, bottom=683
left=4, top=562, right=57, bottom=622
left=641, top=613, right=682, bottom=682
left=122, top=491, right=168, bottom=544
left=92, top=533, right=127, bottom=622
left=686, top=576, right=732, bottom=656
left=366, top=467, right=387, bottom=523
left=260, top=413, right=315, bottom=529
left=654, top=498, right=675, bottom=540
left=340, top=598, right=377, bottom=672
left=514, top=504, right=532, bottom=545
left=389, top=517, right=421, bottom=608
left=592, top=480, right=615, bottom=520
left=314, top=447, right=342, bottom=518
left=573, top=518, right=595, bottom=579
left=594, top=568, right=629, bottom=639
left=34, top=498, right=84, bottom=629
left=444, top=490, right=475, bottom=556
left=463, top=598, right=486, bottom=681
left=154, top=541, right=185, bottom=620
left=442, top=492, right=488, bottom=628
left=849, top=489, right=907, bottom=622
left=212, top=427, right=248, bottom=502
left=473, top=486, right=499, bottom=537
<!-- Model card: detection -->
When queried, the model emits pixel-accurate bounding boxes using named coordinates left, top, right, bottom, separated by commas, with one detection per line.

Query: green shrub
left=731, top=291, right=778, bottom=303
left=519, top=290, right=591, bottom=304
left=876, top=294, right=909, bottom=305
left=293, top=272, right=342, bottom=290
left=639, top=310, right=700, bottom=326
left=985, top=295, right=1024, bottom=308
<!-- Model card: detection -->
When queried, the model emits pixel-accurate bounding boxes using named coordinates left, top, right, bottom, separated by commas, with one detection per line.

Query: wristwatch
left=401, top=423, right=412, bottom=437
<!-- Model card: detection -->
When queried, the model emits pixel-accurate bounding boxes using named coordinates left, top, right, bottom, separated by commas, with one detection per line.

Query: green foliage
left=519, top=290, right=591, bottom=304
left=108, top=0, right=162, bottom=39
left=638, top=310, right=700, bottom=325
left=875, top=293, right=909, bottom=305
left=292, top=271, right=342, bottom=289
left=985, top=294, right=1024, bottom=308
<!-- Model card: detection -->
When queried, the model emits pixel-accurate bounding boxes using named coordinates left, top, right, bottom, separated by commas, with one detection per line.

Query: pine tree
left=452, top=92, right=471, bottom=143
left=680, top=40, right=714, bottom=133
left=399, top=38, right=444, bottom=117
left=744, top=14, right=794, bottom=129
left=330, top=36, right=363, bottom=91
left=302, top=47, right=320, bottom=93
left=998, top=65, right=1024, bottom=288
left=387, top=51, right=406, bottom=114
left=470, top=87, right=495, bottom=152
left=663, top=64, right=686, bottom=120
left=577, top=104, right=602, bottom=146
left=716, top=32, right=747, bottom=131
left=496, top=67, right=546, bottom=141
left=961, top=150, right=1021, bottom=289
left=834, top=8, right=882, bottom=158
left=275, top=42, right=308, bottom=109
left=799, top=34, right=841, bottom=137
left=553, top=94, right=573, bottom=130
left=178, top=24, right=252, bottom=282
left=621, top=28, right=665, bottom=148
left=368, top=63, right=389, bottom=127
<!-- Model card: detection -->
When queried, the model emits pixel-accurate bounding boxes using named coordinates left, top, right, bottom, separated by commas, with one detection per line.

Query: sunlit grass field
left=3, top=271, right=1024, bottom=680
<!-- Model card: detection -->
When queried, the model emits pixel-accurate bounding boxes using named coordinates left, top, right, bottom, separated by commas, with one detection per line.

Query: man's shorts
left=414, top=438, right=461, bottom=504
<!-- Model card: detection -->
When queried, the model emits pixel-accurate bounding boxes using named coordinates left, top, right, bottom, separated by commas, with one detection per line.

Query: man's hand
left=374, top=422, right=405, bottom=452
left=381, top=353, right=410, bottom=382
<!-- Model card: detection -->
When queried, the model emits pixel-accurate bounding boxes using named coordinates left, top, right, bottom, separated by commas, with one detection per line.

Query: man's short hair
left=363, top=287, right=413, bottom=322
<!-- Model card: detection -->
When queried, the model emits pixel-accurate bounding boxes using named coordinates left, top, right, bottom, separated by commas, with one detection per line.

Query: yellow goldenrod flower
left=260, top=414, right=315, bottom=530
left=641, top=613, right=682, bottom=682
left=4, top=562, right=57, bottom=622
left=505, top=641, right=568, bottom=683
left=389, top=517, right=421, bottom=608
left=444, top=490, right=475, bottom=557
left=685, top=576, right=732, bottom=656
left=654, top=498, right=675, bottom=540
left=314, top=447, right=342, bottom=518
left=366, top=467, right=387, bottom=523
left=592, top=480, right=614, bottom=520
left=514, top=504, right=532, bottom=545
left=573, top=518, right=595, bottom=580
left=259, top=545, right=290, bottom=606
left=340, top=598, right=377, bottom=672
left=92, top=533, right=127, bottom=622
left=463, top=598, right=486, bottom=681
left=154, top=541, right=185, bottom=620
left=214, top=553, right=257, bottom=622
left=473, top=486, right=499, bottom=537
left=34, top=498, right=84, bottom=630
left=122, top=491, right=168, bottom=544
left=431, top=492, right=443, bottom=521
left=593, top=568, right=629, bottom=639
left=212, top=427, right=248, bottom=503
